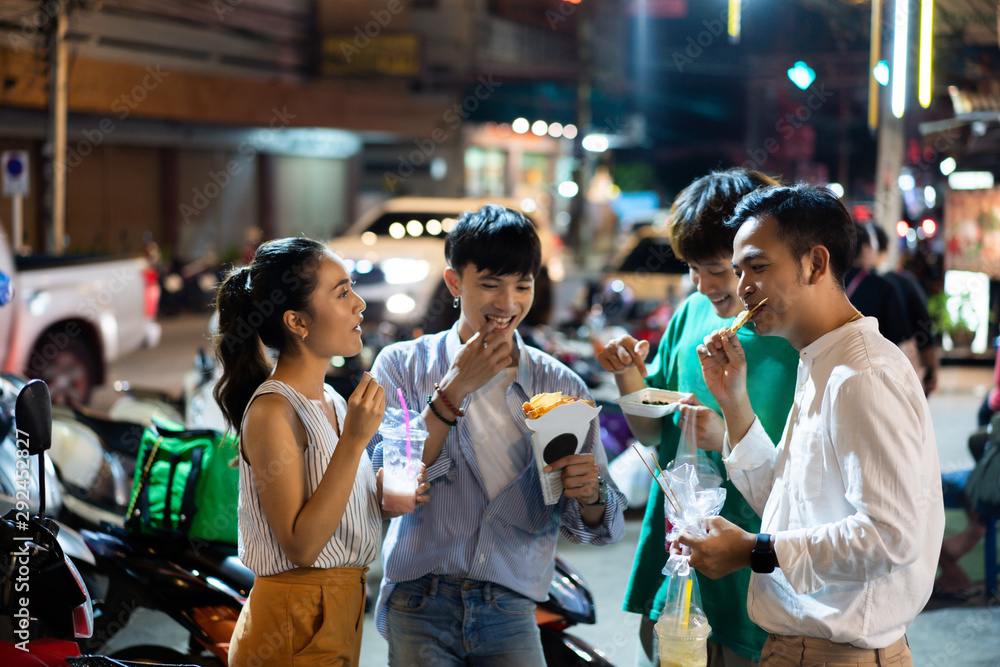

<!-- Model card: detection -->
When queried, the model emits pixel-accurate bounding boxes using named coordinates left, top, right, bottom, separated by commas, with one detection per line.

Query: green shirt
left=621, top=293, right=798, bottom=661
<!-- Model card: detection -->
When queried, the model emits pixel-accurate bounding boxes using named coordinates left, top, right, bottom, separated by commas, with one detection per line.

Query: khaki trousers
left=760, top=634, right=911, bottom=667
left=228, top=565, right=368, bottom=667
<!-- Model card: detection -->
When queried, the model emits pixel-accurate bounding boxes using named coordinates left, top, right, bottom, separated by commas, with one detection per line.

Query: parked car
left=328, top=197, right=565, bottom=337
left=0, top=231, right=161, bottom=406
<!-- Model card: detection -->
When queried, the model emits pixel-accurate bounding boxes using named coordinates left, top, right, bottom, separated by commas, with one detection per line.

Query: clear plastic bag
left=655, top=552, right=712, bottom=667
left=661, top=462, right=726, bottom=544
left=671, top=403, right=724, bottom=490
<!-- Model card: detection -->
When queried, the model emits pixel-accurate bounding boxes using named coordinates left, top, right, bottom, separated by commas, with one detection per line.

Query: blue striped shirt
left=368, top=325, right=626, bottom=638
left=238, top=380, right=381, bottom=576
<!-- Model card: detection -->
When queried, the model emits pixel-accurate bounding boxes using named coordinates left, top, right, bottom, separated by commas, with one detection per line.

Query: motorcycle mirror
left=15, top=379, right=52, bottom=518
left=15, top=379, right=53, bottom=457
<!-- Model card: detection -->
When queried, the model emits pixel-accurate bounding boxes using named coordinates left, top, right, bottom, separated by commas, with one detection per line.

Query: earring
left=453, top=296, right=460, bottom=308
left=301, top=332, right=308, bottom=341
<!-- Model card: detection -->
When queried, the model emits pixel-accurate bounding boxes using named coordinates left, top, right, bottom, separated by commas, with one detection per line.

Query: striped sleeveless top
left=238, top=380, right=381, bottom=576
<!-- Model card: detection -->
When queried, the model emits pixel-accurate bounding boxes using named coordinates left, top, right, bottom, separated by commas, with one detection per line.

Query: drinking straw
left=681, top=578, right=693, bottom=629
left=397, top=388, right=412, bottom=459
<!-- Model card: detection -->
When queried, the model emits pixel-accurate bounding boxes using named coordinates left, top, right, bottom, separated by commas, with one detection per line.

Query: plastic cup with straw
left=381, top=389, right=428, bottom=513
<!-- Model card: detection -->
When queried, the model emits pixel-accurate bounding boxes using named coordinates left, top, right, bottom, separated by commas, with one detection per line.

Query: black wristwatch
left=585, top=475, right=607, bottom=506
left=750, top=533, right=778, bottom=574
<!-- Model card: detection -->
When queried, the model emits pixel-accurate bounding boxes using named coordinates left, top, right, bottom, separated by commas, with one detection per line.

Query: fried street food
left=522, top=392, right=595, bottom=420
left=729, top=298, right=768, bottom=334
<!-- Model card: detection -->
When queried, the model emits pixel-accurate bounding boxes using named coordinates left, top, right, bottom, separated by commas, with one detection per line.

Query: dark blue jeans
left=385, top=574, right=545, bottom=666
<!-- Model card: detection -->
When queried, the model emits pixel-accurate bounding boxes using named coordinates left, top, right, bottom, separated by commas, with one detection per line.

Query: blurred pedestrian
left=845, top=224, right=912, bottom=346
left=978, top=348, right=1000, bottom=427
left=872, top=224, right=939, bottom=395
left=687, top=185, right=943, bottom=667
left=213, top=237, right=425, bottom=666
left=368, top=204, right=625, bottom=665
left=597, top=169, right=798, bottom=667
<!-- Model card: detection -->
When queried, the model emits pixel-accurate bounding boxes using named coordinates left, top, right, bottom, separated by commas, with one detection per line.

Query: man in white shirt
left=681, top=185, right=944, bottom=667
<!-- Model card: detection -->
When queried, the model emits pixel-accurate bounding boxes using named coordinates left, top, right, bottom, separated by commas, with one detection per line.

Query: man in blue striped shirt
left=369, top=203, right=626, bottom=665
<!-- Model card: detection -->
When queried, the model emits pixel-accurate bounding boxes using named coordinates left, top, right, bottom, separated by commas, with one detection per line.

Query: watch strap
left=751, top=532, right=777, bottom=573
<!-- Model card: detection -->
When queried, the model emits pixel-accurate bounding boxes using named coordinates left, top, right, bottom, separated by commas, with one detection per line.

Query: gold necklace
left=844, top=311, right=863, bottom=326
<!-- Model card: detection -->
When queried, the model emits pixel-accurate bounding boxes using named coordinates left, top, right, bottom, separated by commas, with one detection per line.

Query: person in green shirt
left=597, top=169, right=799, bottom=667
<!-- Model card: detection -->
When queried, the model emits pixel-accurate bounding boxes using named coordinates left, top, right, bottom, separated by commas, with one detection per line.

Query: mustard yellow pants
left=760, top=634, right=911, bottom=667
left=228, top=566, right=368, bottom=667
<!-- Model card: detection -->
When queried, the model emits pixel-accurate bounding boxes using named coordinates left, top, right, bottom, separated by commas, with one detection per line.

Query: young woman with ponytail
left=213, top=237, right=410, bottom=666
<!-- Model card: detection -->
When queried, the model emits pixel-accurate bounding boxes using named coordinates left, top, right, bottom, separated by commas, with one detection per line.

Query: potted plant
left=928, top=290, right=977, bottom=348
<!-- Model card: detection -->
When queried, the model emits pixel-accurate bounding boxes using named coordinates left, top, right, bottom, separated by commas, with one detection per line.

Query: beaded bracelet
left=434, top=382, right=465, bottom=417
left=426, top=394, right=457, bottom=427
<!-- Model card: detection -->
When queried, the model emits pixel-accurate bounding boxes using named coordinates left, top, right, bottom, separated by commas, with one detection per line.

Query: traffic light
left=787, top=61, right=815, bottom=90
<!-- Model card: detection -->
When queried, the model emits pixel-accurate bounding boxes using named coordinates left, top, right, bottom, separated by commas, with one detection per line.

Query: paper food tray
left=525, top=399, right=602, bottom=505
left=615, top=388, right=685, bottom=418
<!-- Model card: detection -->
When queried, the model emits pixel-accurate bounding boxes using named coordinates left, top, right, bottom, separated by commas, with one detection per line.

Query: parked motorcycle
left=80, top=523, right=614, bottom=666
left=0, top=378, right=190, bottom=667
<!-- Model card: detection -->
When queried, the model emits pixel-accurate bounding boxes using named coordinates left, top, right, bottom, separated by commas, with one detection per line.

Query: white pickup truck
left=0, top=230, right=161, bottom=405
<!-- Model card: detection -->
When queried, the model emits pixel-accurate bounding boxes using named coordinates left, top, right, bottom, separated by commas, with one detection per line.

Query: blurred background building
left=1, top=0, right=999, bottom=356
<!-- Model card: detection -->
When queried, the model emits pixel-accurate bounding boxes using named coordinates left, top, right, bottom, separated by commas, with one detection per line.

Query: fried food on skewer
left=729, top=297, right=769, bottom=334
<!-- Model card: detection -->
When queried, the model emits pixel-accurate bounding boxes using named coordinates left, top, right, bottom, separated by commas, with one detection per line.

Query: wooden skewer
left=651, top=455, right=685, bottom=513
left=631, top=444, right=681, bottom=515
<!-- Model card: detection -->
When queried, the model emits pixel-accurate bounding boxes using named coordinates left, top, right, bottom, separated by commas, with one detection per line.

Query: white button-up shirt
left=723, top=317, right=944, bottom=649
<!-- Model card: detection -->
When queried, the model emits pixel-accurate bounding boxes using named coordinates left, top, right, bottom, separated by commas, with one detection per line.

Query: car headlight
left=381, top=258, right=430, bottom=285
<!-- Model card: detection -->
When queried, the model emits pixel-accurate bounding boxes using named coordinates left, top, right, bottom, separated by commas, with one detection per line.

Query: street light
left=918, top=0, right=933, bottom=108
left=891, top=0, right=909, bottom=118
left=582, top=134, right=610, bottom=153
left=868, top=0, right=883, bottom=131
left=728, top=0, right=741, bottom=44
left=558, top=181, right=579, bottom=198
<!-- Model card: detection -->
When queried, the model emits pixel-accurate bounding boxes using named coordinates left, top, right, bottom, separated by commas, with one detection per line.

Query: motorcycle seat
left=65, top=405, right=145, bottom=457
left=182, top=543, right=255, bottom=594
